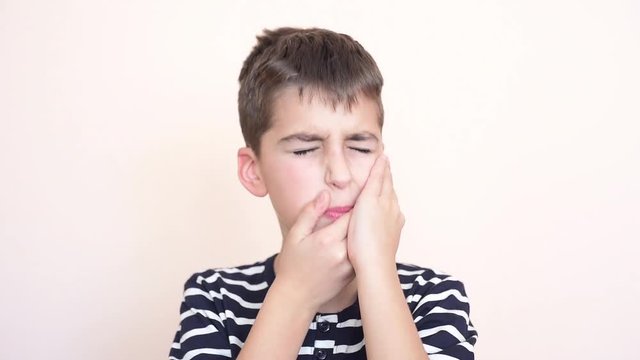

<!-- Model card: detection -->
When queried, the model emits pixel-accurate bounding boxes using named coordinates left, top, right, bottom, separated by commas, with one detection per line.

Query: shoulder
left=396, top=262, right=471, bottom=313
left=180, top=255, right=275, bottom=312
left=171, top=255, right=278, bottom=359
left=397, top=263, right=478, bottom=357
left=396, top=261, right=461, bottom=292
left=184, top=257, right=272, bottom=291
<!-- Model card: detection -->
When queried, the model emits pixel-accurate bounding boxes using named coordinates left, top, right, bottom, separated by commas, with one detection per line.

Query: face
left=251, top=87, right=383, bottom=236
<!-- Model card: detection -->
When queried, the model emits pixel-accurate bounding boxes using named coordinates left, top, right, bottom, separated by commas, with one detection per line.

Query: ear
left=237, top=147, right=268, bottom=197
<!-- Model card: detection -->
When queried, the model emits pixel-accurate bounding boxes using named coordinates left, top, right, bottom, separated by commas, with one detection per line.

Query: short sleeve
left=169, top=272, right=233, bottom=360
left=409, top=274, right=478, bottom=360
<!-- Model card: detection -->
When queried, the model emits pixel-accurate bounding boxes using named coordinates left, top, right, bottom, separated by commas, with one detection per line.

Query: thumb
left=287, top=190, right=330, bottom=242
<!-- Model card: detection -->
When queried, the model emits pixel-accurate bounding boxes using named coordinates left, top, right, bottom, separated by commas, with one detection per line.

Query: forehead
left=267, top=86, right=382, bottom=137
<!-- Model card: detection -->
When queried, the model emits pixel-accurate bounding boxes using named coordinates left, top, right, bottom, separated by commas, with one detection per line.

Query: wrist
left=355, top=258, right=402, bottom=297
left=352, top=253, right=397, bottom=275
left=270, top=277, right=319, bottom=318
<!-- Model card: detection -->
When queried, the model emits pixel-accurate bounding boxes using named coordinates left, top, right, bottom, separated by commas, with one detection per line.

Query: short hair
left=238, top=27, right=384, bottom=156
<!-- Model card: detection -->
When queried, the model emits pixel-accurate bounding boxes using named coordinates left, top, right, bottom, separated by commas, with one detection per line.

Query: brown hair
left=238, top=27, right=384, bottom=156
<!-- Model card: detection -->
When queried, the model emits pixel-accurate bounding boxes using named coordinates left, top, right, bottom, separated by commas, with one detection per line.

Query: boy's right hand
left=274, top=190, right=354, bottom=313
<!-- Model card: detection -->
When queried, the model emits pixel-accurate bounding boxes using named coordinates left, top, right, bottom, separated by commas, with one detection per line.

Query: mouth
left=323, top=206, right=353, bottom=220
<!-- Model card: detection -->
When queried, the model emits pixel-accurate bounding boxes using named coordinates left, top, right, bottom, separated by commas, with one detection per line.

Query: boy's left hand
left=347, top=154, right=405, bottom=272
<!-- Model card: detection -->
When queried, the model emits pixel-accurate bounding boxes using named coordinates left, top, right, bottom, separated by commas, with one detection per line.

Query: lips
left=323, top=206, right=353, bottom=220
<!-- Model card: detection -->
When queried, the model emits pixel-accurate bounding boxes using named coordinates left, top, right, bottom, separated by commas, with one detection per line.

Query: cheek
left=266, top=160, right=323, bottom=216
left=349, top=155, right=377, bottom=187
left=278, top=161, right=322, bottom=192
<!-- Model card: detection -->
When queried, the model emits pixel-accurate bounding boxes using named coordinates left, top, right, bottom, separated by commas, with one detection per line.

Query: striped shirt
left=169, top=254, right=477, bottom=360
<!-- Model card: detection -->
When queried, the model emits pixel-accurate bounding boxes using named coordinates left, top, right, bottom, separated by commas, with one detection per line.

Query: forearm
left=236, top=278, right=315, bottom=360
left=356, top=259, right=429, bottom=360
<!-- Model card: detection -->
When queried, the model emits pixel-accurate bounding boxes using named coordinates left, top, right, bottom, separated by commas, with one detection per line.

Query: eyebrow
left=278, top=132, right=379, bottom=144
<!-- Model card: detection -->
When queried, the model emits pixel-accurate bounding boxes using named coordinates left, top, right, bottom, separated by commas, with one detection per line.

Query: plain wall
left=1, top=1, right=639, bottom=359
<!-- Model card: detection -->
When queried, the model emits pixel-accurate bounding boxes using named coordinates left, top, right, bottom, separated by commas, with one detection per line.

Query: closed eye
left=350, top=147, right=372, bottom=154
left=292, top=148, right=318, bottom=156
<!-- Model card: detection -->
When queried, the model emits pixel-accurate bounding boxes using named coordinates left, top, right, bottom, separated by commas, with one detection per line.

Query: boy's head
left=238, top=27, right=384, bottom=157
left=237, top=27, right=386, bottom=235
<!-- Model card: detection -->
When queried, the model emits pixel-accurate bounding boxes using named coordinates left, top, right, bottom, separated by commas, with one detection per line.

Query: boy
left=169, top=27, right=477, bottom=360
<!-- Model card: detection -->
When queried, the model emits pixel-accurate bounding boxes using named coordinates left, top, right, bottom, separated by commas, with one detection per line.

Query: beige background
left=1, top=1, right=639, bottom=359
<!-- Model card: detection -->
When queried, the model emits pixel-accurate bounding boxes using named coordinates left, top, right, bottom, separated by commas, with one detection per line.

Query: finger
left=391, top=188, right=400, bottom=208
left=362, top=154, right=387, bottom=197
left=381, top=157, right=393, bottom=196
left=287, top=190, right=330, bottom=242
left=313, top=211, right=352, bottom=241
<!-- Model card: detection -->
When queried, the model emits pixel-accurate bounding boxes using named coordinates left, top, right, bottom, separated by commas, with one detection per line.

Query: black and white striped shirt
left=169, top=254, right=477, bottom=360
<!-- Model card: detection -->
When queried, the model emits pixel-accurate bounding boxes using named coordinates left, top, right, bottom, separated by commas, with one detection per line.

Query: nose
left=324, top=149, right=352, bottom=189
